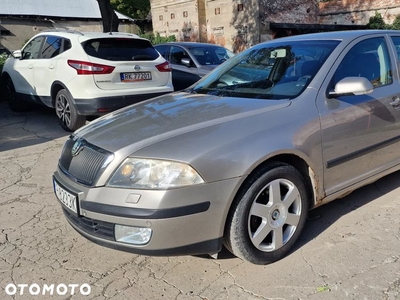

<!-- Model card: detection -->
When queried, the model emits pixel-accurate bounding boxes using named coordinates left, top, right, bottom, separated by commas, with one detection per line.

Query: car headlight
left=107, top=158, right=204, bottom=189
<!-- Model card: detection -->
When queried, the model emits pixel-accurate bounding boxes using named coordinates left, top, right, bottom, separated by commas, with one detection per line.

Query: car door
left=316, top=34, right=400, bottom=195
left=32, top=35, right=63, bottom=106
left=11, top=36, right=44, bottom=97
left=169, top=46, right=202, bottom=90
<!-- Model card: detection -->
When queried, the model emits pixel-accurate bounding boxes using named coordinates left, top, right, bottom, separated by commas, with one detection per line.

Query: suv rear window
left=83, top=38, right=159, bottom=61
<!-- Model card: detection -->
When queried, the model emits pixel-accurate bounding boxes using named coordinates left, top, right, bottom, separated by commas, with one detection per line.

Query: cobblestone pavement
left=0, top=101, right=399, bottom=300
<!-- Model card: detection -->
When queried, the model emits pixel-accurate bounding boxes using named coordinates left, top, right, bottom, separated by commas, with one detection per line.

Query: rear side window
left=154, top=45, right=169, bottom=59
left=83, top=38, right=160, bottom=61
left=41, top=36, right=62, bottom=58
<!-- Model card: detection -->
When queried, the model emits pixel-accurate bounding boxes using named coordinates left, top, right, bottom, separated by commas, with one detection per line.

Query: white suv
left=1, top=30, right=173, bottom=131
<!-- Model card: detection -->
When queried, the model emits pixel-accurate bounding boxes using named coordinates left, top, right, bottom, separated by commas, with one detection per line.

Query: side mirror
left=328, top=76, right=374, bottom=98
left=12, top=50, right=22, bottom=59
left=181, top=58, right=191, bottom=67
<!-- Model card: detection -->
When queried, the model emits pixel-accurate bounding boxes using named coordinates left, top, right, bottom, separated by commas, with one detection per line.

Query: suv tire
left=55, top=89, right=86, bottom=132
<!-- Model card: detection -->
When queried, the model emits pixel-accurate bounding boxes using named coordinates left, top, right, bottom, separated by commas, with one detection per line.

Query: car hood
left=75, top=92, right=290, bottom=154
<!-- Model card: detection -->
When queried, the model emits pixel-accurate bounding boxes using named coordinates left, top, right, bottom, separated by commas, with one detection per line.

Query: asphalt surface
left=0, top=100, right=399, bottom=300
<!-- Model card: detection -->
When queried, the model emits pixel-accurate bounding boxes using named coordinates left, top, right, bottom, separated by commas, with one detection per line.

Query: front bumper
left=53, top=169, right=241, bottom=256
left=63, top=209, right=222, bottom=256
left=73, top=91, right=170, bottom=116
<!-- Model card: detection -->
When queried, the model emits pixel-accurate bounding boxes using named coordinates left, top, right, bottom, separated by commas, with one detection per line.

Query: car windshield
left=189, top=46, right=234, bottom=65
left=82, top=38, right=159, bottom=61
left=192, top=40, right=340, bottom=99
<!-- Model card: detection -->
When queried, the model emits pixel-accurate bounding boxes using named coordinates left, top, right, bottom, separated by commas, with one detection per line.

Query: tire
left=224, top=162, right=309, bottom=265
left=3, top=75, right=29, bottom=112
left=55, top=89, right=86, bottom=132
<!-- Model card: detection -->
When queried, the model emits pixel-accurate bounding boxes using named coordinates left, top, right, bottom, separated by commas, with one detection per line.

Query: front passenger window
left=334, top=38, right=392, bottom=87
left=170, top=46, right=190, bottom=66
left=22, top=36, right=45, bottom=60
left=333, top=37, right=392, bottom=88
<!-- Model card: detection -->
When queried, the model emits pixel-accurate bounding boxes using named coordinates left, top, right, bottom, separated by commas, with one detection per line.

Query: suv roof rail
left=43, top=29, right=84, bottom=35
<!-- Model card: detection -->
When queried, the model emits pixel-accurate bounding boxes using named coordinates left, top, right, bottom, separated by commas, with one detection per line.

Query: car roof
left=155, top=42, right=228, bottom=48
left=269, top=29, right=400, bottom=43
left=33, top=30, right=142, bottom=40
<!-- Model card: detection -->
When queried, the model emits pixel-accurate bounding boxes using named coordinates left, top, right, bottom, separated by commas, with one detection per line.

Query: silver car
left=53, top=30, right=400, bottom=265
left=154, top=42, right=234, bottom=91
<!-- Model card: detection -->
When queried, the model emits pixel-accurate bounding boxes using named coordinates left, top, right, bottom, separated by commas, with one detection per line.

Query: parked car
left=1, top=30, right=173, bottom=131
left=54, top=30, right=400, bottom=264
left=155, top=42, right=234, bottom=90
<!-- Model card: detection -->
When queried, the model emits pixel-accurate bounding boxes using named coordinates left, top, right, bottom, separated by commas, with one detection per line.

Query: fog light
left=115, top=225, right=152, bottom=245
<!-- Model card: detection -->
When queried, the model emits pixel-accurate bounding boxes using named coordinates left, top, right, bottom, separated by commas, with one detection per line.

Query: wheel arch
left=51, top=81, right=70, bottom=107
left=1, top=71, right=11, bottom=80
left=0, top=71, right=11, bottom=90
left=223, top=153, right=318, bottom=237
left=222, top=154, right=315, bottom=264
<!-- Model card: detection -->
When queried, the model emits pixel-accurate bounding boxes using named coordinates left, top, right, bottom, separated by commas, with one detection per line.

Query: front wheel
left=55, top=89, right=86, bottom=132
left=224, top=163, right=309, bottom=265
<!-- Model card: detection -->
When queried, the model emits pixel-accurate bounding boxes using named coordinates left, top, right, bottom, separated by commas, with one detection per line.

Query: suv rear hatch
left=81, top=37, right=170, bottom=90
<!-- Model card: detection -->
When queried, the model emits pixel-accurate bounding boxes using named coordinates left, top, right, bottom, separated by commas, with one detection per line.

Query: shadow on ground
left=0, top=101, right=69, bottom=151
left=195, top=170, right=400, bottom=262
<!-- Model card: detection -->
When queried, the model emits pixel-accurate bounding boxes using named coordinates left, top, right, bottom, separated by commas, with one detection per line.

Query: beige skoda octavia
left=54, top=30, right=400, bottom=264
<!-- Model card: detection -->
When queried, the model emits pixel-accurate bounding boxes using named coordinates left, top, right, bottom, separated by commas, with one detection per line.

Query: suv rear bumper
left=74, top=92, right=169, bottom=116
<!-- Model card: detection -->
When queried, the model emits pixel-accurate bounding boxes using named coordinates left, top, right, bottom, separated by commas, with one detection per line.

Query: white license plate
left=54, top=179, right=78, bottom=215
left=121, top=72, right=152, bottom=82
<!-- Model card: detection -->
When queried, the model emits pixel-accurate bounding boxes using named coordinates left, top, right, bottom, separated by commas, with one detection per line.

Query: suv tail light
left=68, top=60, right=115, bottom=75
left=156, top=61, right=172, bottom=72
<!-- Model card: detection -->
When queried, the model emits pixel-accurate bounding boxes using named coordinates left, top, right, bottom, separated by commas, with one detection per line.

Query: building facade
left=150, top=0, right=400, bottom=52
left=0, top=0, right=134, bottom=51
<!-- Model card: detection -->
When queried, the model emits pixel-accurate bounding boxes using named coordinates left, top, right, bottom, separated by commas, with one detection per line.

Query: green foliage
left=392, top=15, right=400, bottom=30
left=0, top=53, right=8, bottom=73
left=140, top=32, right=176, bottom=45
left=367, top=11, right=400, bottom=30
left=367, top=12, right=388, bottom=29
left=110, top=0, right=150, bottom=19
left=0, top=53, right=9, bottom=91
left=316, top=285, right=331, bottom=293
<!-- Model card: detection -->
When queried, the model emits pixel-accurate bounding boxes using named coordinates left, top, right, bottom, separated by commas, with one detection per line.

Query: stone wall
left=260, top=0, right=319, bottom=24
left=206, top=0, right=259, bottom=52
left=149, top=0, right=400, bottom=52
left=319, top=0, right=400, bottom=25
left=150, top=0, right=200, bottom=41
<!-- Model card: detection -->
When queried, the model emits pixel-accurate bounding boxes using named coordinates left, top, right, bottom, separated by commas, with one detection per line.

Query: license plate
left=53, top=179, right=78, bottom=215
left=120, top=72, right=152, bottom=82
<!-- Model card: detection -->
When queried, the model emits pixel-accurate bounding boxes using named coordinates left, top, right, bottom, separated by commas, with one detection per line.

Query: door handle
left=390, top=96, right=400, bottom=108
left=28, top=64, right=33, bottom=69
left=49, top=64, right=54, bottom=69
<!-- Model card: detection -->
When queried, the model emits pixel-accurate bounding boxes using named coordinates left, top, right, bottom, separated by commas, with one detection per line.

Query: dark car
left=155, top=42, right=234, bottom=90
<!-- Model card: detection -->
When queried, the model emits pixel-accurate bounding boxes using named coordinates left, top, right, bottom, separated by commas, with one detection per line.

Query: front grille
left=63, top=209, right=115, bottom=241
left=59, top=137, right=114, bottom=186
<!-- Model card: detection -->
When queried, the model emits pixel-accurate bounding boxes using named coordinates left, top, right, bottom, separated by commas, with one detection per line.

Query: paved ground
left=0, top=100, right=399, bottom=300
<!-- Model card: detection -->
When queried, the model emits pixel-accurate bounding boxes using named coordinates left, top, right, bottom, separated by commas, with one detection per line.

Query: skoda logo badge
left=71, top=139, right=84, bottom=157
left=134, top=65, right=140, bottom=71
